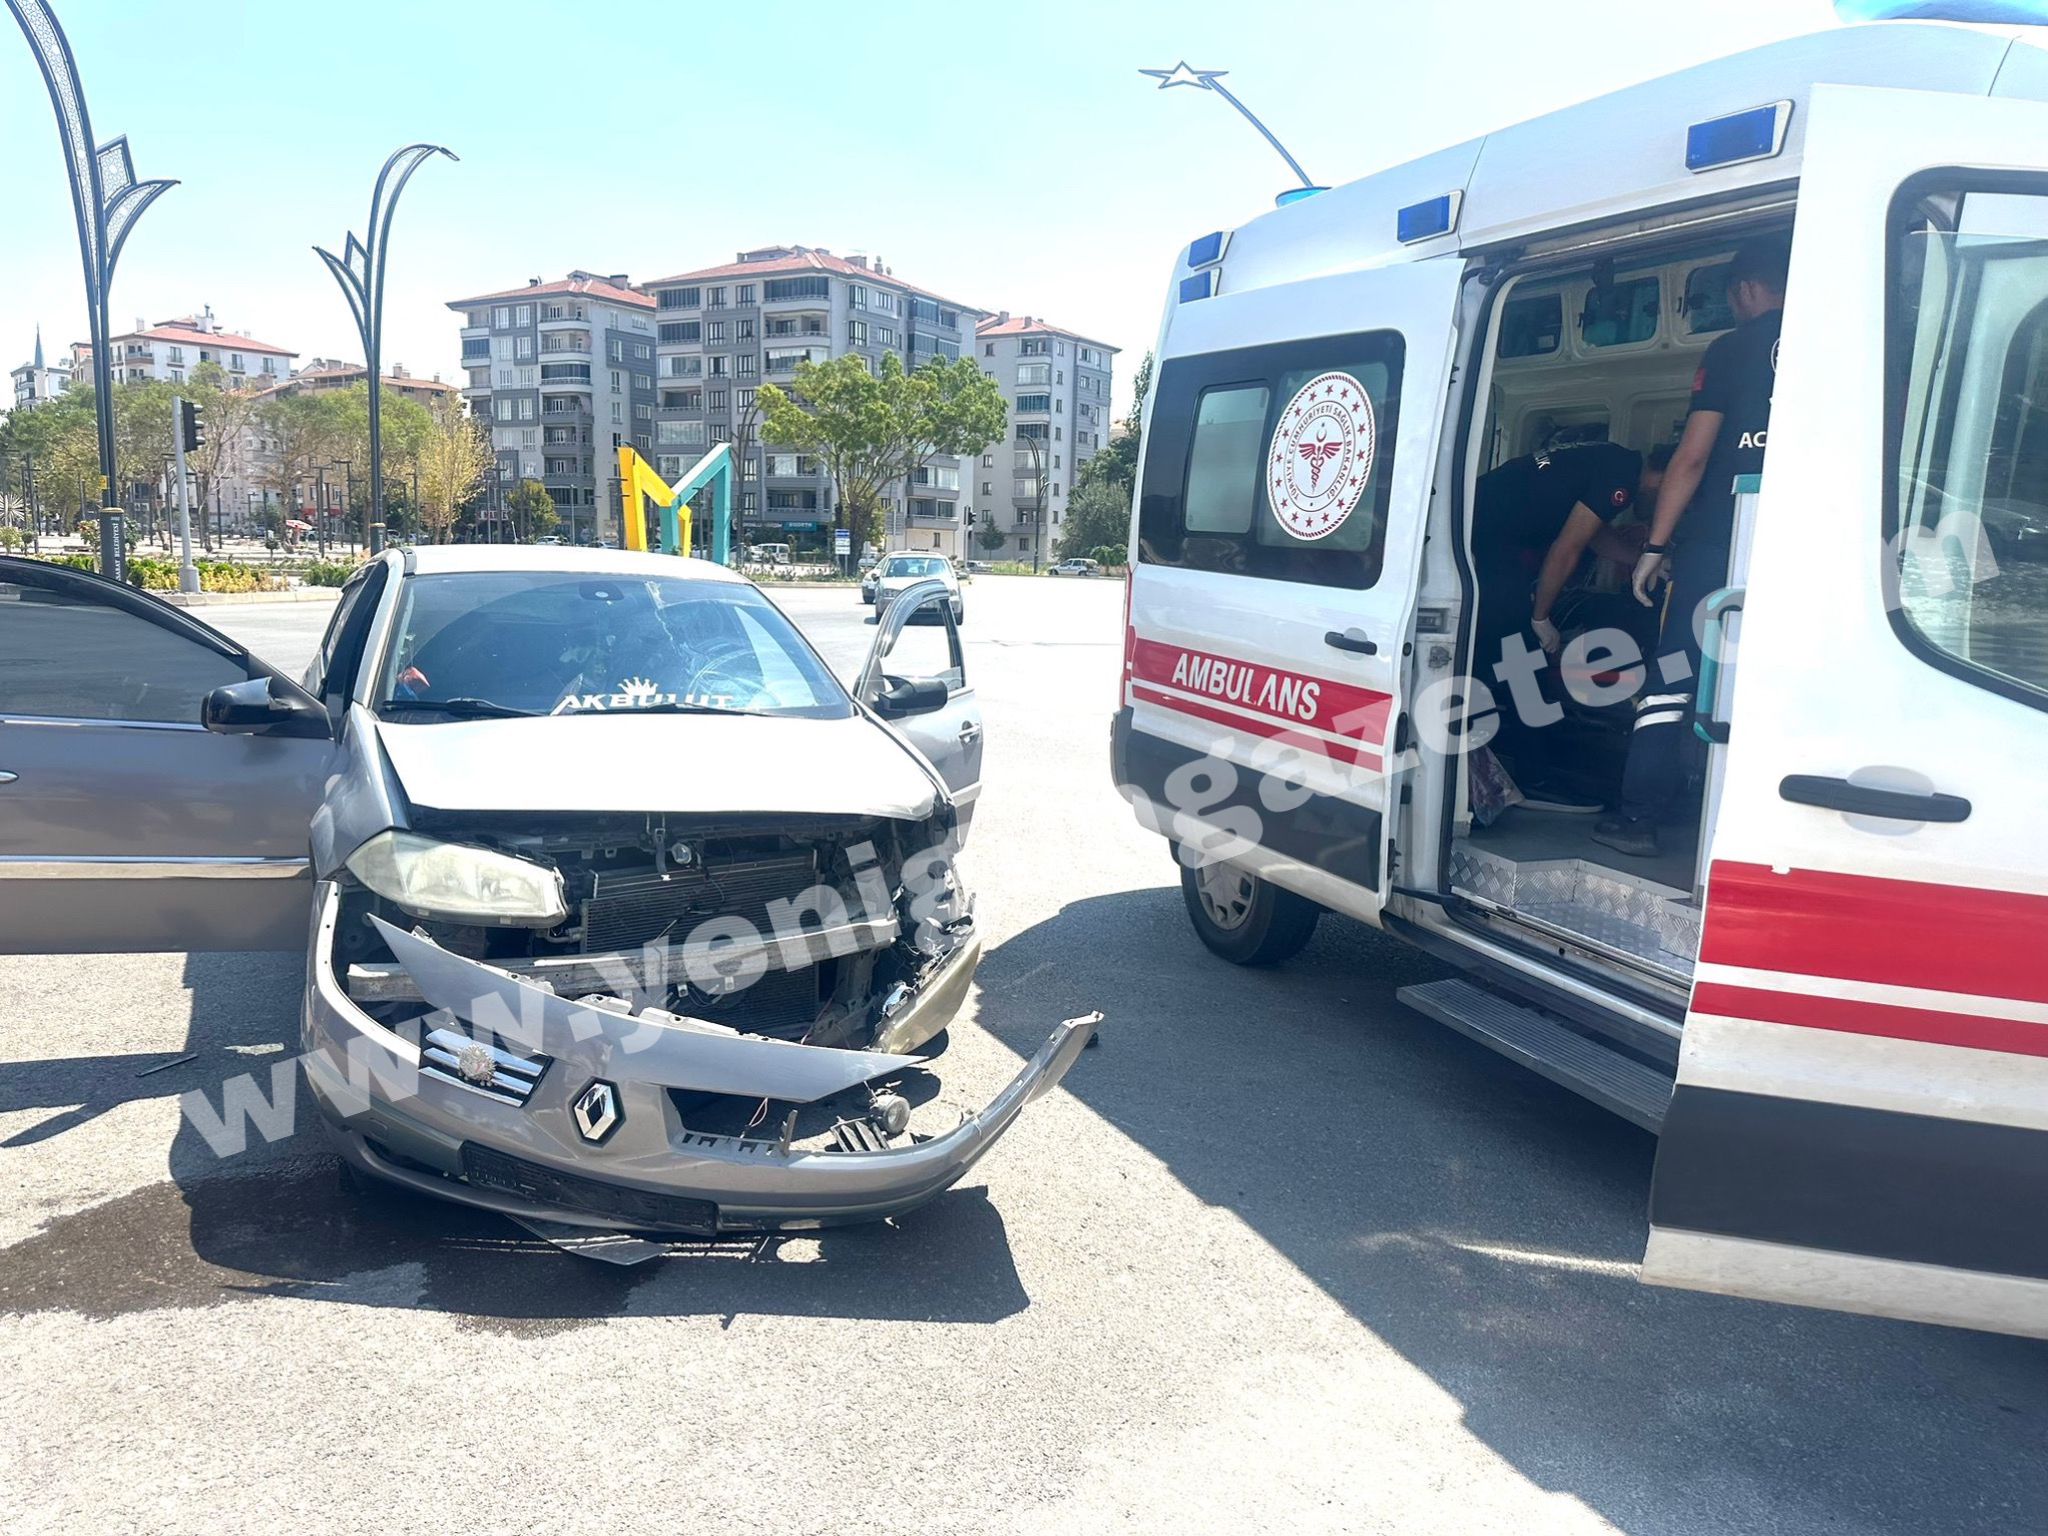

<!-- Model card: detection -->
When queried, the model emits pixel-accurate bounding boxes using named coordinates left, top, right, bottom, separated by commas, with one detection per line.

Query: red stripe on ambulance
left=1126, top=634, right=1392, bottom=762
left=1128, top=683, right=1384, bottom=771
left=1690, top=981, right=2048, bottom=1059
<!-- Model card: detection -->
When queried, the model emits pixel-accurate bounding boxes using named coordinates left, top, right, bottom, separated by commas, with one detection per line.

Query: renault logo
left=571, top=1080, right=622, bottom=1144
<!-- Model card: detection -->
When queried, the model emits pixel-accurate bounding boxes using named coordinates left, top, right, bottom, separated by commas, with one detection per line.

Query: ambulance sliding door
left=1124, top=259, right=1464, bottom=923
left=1644, top=86, right=2048, bottom=1339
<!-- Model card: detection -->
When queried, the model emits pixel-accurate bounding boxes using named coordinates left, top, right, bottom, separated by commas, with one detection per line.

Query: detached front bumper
left=300, top=884, right=1095, bottom=1233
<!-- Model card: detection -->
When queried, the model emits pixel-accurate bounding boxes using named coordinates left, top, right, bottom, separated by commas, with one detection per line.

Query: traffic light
left=178, top=398, right=205, bottom=454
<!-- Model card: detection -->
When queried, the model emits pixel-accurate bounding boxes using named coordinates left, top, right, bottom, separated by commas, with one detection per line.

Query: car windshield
left=883, top=556, right=947, bottom=578
left=375, top=571, right=851, bottom=720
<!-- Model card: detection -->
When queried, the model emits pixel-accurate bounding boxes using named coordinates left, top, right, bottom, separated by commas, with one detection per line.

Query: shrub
left=124, top=557, right=289, bottom=594
left=1091, top=545, right=1125, bottom=570
left=0, top=526, right=22, bottom=552
left=300, top=559, right=362, bottom=587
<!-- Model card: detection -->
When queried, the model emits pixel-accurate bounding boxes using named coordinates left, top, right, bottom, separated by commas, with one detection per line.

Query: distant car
left=1049, top=558, right=1100, bottom=577
left=964, top=560, right=992, bottom=574
left=534, top=535, right=567, bottom=546
left=872, top=552, right=964, bottom=623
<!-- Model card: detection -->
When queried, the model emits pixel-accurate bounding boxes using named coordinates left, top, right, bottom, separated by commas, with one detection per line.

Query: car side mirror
left=203, top=675, right=330, bottom=738
left=874, top=677, right=948, bottom=718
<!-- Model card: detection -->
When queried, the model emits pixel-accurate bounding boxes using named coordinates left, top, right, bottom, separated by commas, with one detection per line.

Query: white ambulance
left=1114, top=21, right=2048, bottom=1339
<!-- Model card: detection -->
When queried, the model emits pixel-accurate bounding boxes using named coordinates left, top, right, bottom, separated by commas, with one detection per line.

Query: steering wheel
left=678, top=641, right=761, bottom=704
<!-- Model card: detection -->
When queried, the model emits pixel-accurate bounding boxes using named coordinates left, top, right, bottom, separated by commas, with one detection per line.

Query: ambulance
left=1113, top=21, right=2048, bottom=1338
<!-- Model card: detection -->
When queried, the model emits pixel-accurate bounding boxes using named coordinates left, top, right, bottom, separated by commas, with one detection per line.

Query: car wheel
left=1177, top=853, right=1319, bottom=966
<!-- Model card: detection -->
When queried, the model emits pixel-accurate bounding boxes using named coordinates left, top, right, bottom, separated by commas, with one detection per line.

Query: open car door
left=856, top=576, right=983, bottom=827
left=1644, top=87, right=2048, bottom=1339
left=0, top=557, right=336, bottom=952
left=1120, top=254, right=1465, bottom=922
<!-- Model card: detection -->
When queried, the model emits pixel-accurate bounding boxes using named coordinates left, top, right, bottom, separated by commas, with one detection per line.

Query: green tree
left=975, top=521, right=1008, bottom=553
left=177, top=362, right=265, bottom=551
left=758, top=352, right=1007, bottom=550
left=255, top=391, right=342, bottom=539
left=322, top=382, right=434, bottom=528
left=1073, top=349, right=1153, bottom=501
left=506, top=477, right=558, bottom=542
left=416, top=396, right=491, bottom=543
left=1058, top=477, right=1131, bottom=561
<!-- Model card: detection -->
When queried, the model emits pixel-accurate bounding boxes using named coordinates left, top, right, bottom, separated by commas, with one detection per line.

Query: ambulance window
left=1500, top=293, right=1563, bottom=358
left=1137, top=329, right=1404, bottom=590
left=1184, top=385, right=1268, bottom=533
left=1887, top=182, right=2048, bottom=707
left=1581, top=274, right=1660, bottom=348
left=1683, top=262, right=1736, bottom=335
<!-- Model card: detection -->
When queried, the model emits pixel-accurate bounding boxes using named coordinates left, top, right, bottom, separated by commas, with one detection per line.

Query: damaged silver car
left=0, top=550, right=1096, bottom=1239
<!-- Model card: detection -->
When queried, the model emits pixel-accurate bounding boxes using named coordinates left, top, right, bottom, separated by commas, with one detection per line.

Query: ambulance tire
left=1177, top=854, right=1320, bottom=967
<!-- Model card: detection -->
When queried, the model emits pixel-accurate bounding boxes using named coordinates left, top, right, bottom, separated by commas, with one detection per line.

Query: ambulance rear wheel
left=1177, top=855, right=1319, bottom=967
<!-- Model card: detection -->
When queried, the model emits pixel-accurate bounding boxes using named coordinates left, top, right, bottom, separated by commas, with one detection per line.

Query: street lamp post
left=1018, top=431, right=1050, bottom=574
left=10, top=0, right=176, bottom=581
left=332, top=458, right=355, bottom=555
left=315, top=142, right=455, bottom=559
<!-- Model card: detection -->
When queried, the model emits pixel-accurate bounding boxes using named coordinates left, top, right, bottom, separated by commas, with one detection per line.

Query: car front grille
left=460, top=1143, right=719, bottom=1233
left=419, top=1027, right=549, bottom=1105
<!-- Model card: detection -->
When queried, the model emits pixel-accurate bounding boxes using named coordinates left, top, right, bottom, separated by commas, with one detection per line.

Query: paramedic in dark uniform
left=1594, top=239, right=1789, bottom=859
left=1471, top=440, right=1663, bottom=803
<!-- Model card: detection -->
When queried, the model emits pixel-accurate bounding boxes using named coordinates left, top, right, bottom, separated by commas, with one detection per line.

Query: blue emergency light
left=1179, top=270, right=1216, bottom=303
left=1274, top=186, right=1327, bottom=208
left=1187, top=230, right=1228, bottom=267
left=1836, top=2, right=2048, bottom=20
left=1686, top=102, right=1793, bottom=172
left=1397, top=192, right=1462, bottom=244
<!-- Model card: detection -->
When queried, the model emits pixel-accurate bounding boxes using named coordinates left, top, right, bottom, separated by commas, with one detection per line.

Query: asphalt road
left=3, top=574, right=2043, bottom=1535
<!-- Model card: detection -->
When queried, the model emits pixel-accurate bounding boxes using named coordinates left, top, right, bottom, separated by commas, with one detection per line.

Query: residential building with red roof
left=79, top=305, right=297, bottom=388
left=445, top=271, right=660, bottom=542
left=967, top=312, right=1120, bottom=566
left=645, top=246, right=990, bottom=556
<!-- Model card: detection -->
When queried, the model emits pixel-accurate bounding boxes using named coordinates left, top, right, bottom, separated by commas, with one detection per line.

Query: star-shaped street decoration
left=1139, top=61, right=1225, bottom=91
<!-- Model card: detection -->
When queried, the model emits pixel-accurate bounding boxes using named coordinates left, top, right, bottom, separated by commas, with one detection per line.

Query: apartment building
left=288, top=358, right=458, bottom=408
left=646, top=245, right=987, bottom=556
left=88, top=305, right=296, bottom=387
left=448, top=272, right=658, bottom=543
left=966, top=313, right=1118, bottom=566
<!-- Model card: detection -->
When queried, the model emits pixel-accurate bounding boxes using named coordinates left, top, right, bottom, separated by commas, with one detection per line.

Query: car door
left=0, top=557, right=337, bottom=952
left=1122, top=257, right=1464, bottom=920
left=855, top=576, right=983, bottom=816
left=1643, top=86, right=2048, bottom=1340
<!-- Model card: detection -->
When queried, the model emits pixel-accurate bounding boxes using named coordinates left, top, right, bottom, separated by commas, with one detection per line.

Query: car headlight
left=345, top=830, right=567, bottom=928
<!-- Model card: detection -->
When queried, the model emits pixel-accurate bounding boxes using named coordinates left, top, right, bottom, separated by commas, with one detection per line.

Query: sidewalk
left=159, top=586, right=343, bottom=608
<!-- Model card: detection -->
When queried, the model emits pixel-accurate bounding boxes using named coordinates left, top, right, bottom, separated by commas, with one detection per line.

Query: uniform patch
left=1612, top=486, right=1632, bottom=509
left=1268, top=370, right=1376, bottom=542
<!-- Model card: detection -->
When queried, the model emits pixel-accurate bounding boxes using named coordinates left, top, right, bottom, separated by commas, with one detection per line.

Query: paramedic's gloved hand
left=1531, top=615, right=1562, bottom=655
left=1631, top=550, right=1671, bottom=607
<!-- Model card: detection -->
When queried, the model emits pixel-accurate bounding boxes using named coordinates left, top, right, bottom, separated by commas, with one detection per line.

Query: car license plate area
left=461, top=1143, right=720, bottom=1233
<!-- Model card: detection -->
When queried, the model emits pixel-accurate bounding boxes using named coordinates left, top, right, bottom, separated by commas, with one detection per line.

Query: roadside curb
left=160, top=587, right=343, bottom=608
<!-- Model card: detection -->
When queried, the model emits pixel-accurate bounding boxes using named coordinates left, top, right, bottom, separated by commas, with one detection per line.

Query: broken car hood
left=374, top=711, right=940, bottom=818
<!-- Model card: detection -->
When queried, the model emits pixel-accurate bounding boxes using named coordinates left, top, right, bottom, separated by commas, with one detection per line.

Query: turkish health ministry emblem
left=1269, top=371, right=1375, bottom=541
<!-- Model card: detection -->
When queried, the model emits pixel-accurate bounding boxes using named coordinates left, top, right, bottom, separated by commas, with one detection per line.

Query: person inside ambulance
left=1470, top=440, right=1665, bottom=807
left=1593, top=237, right=1788, bottom=859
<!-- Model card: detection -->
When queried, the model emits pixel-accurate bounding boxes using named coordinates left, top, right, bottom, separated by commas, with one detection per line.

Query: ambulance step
left=1396, top=978, right=1673, bottom=1132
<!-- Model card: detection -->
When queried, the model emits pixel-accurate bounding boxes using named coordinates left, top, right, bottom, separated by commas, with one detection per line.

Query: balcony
left=540, top=337, right=591, bottom=355
left=765, top=315, right=829, bottom=339
left=541, top=398, right=591, bottom=417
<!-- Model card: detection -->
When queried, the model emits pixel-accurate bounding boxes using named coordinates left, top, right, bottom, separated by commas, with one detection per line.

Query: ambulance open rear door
left=1644, top=85, right=2048, bottom=1338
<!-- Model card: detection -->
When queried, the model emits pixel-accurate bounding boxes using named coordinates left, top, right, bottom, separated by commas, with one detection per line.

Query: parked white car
left=1049, top=558, right=1100, bottom=577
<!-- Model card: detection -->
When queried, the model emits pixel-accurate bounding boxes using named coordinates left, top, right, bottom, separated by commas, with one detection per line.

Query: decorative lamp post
left=10, top=0, right=177, bottom=579
left=1017, top=430, right=1050, bottom=574
left=1137, top=62, right=1322, bottom=202
left=315, top=143, right=455, bottom=557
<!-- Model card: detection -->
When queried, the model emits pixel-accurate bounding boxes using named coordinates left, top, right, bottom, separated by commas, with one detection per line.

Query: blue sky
left=0, top=0, right=1852, bottom=415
